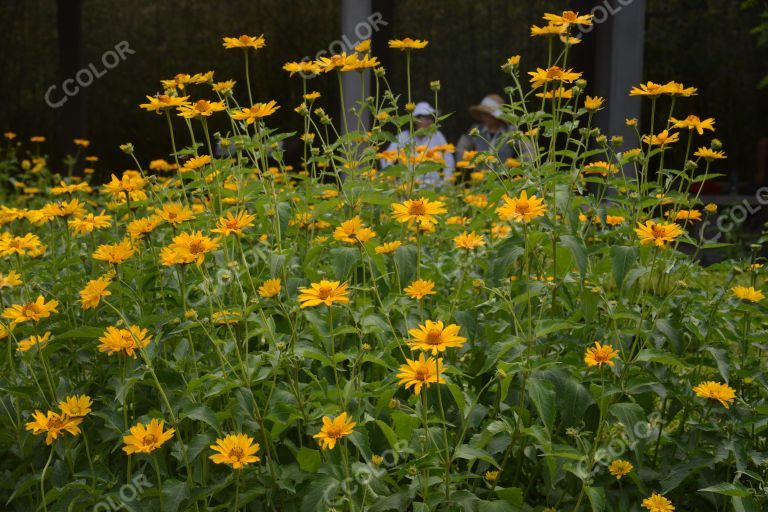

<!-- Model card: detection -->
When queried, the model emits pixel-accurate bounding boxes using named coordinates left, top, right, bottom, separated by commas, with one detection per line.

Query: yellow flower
left=404, top=279, right=436, bottom=300
left=80, top=275, right=112, bottom=310
left=177, top=99, right=226, bottom=119
left=259, top=278, right=282, bottom=298
left=160, top=231, right=220, bottom=266
left=530, top=23, right=566, bottom=37
left=157, top=202, right=196, bottom=225
left=98, top=325, right=151, bottom=358
left=127, top=215, right=162, bottom=240
left=664, top=81, right=697, bottom=97
left=388, top=38, right=429, bottom=50
left=2, top=296, right=59, bottom=326
left=606, top=215, right=625, bottom=226
left=583, top=341, right=619, bottom=367
left=333, top=216, right=377, bottom=244
left=0, top=270, right=22, bottom=288
left=496, top=191, right=547, bottom=223
left=18, top=332, right=52, bottom=352
left=375, top=241, right=402, bottom=254
left=298, top=280, right=350, bottom=308
left=669, top=115, right=715, bottom=136
left=408, top=320, right=466, bottom=355
left=25, top=410, right=82, bottom=445
left=704, top=203, right=718, bottom=213
left=396, top=354, right=446, bottom=394
left=584, top=95, right=604, bottom=111
left=629, top=82, right=670, bottom=97
left=642, top=492, right=675, bottom=512
left=536, top=87, right=573, bottom=100
left=58, top=395, right=92, bottom=417
left=642, top=130, right=679, bottom=147
left=528, top=66, right=582, bottom=88
left=93, top=239, right=136, bottom=264
left=231, top=101, right=280, bottom=123
left=543, top=10, right=593, bottom=27
left=390, top=198, right=447, bottom=227
left=731, top=286, right=764, bottom=302
left=314, top=412, right=356, bottom=450
left=608, top=459, right=633, bottom=480
left=693, top=381, right=736, bottom=408
left=283, top=61, right=322, bottom=76
left=669, top=209, right=701, bottom=221
left=454, top=231, right=485, bottom=250
left=0, top=233, right=42, bottom=257
left=139, top=94, right=191, bottom=113
left=212, top=210, right=256, bottom=237
left=484, top=470, right=500, bottom=482
left=209, top=434, right=260, bottom=468
left=68, top=212, right=112, bottom=236
left=212, top=80, right=236, bottom=93
left=354, top=39, right=371, bottom=53
left=222, top=34, right=266, bottom=50
left=123, top=418, right=176, bottom=454
left=694, top=147, right=726, bottom=160
left=634, top=220, right=684, bottom=247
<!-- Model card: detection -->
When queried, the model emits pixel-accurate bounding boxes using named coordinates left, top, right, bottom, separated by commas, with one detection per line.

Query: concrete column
left=340, top=0, right=372, bottom=133
left=593, top=0, right=646, bottom=151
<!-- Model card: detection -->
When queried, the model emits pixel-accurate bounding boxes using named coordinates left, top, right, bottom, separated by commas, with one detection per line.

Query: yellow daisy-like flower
left=283, top=61, right=322, bottom=76
left=212, top=80, right=236, bottom=94
left=642, top=492, right=675, bottom=512
left=80, top=275, right=112, bottom=310
left=388, top=38, right=429, bottom=50
left=408, top=320, right=467, bottom=355
left=156, top=202, right=196, bottom=225
left=209, top=434, right=261, bottom=469
left=669, top=209, right=702, bottom=221
left=313, top=412, right=356, bottom=450
left=2, top=296, right=59, bottom=326
left=127, top=215, right=162, bottom=240
left=123, top=418, right=176, bottom=454
left=731, top=286, right=764, bottom=302
left=98, top=325, right=151, bottom=358
left=177, top=99, right=226, bottom=119
left=496, top=191, right=547, bottom=223
left=375, top=241, right=402, bottom=255
left=692, top=381, right=736, bottom=409
left=453, top=231, right=485, bottom=250
left=606, top=215, right=625, bottom=226
left=543, top=10, right=593, bottom=27
left=530, top=23, right=566, bottom=37
left=181, top=155, right=212, bottom=173
left=528, top=66, right=582, bottom=88
left=160, top=231, right=220, bottom=266
left=58, top=395, right=92, bottom=417
left=17, top=332, right=52, bottom=352
left=629, top=82, right=670, bottom=97
left=583, top=341, right=619, bottom=367
left=0, top=233, right=42, bottom=257
left=212, top=210, right=257, bottom=237
left=68, top=212, right=112, bottom=236
left=694, top=147, right=726, bottom=160
left=396, top=353, right=446, bottom=395
left=139, top=94, right=191, bottom=114
left=642, top=130, right=679, bottom=147
left=258, top=278, right=282, bottom=298
left=634, top=220, right=684, bottom=247
left=404, top=279, right=436, bottom=300
left=231, top=101, right=280, bottom=124
left=669, top=115, right=715, bottom=136
left=333, top=216, right=377, bottom=244
left=25, top=410, right=83, bottom=445
left=390, top=198, right=447, bottom=227
left=584, top=95, right=604, bottom=111
left=608, top=459, right=633, bottom=480
left=298, top=280, right=350, bottom=308
left=222, top=34, right=266, bottom=50
left=93, top=239, right=136, bottom=265
left=664, top=81, right=697, bottom=97
left=0, top=270, right=22, bottom=288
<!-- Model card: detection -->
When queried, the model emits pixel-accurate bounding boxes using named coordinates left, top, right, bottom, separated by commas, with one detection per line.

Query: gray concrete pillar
left=341, top=0, right=372, bottom=133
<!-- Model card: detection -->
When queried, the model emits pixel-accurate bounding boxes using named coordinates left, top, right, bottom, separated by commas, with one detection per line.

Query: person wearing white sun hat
left=381, top=101, right=455, bottom=186
left=456, top=93, right=532, bottom=165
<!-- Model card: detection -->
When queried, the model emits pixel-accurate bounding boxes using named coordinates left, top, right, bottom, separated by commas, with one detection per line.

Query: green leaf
left=454, top=445, right=500, bottom=468
left=297, top=446, right=321, bottom=472
left=180, top=404, right=221, bottom=432
left=393, top=245, right=417, bottom=285
left=560, top=235, right=587, bottom=275
left=526, top=378, right=556, bottom=431
left=162, top=480, right=189, bottom=512
left=585, top=486, right=606, bottom=512
left=611, top=245, right=638, bottom=289
left=330, top=247, right=360, bottom=280
left=699, top=482, right=751, bottom=497
left=608, top=402, right=646, bottom=446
